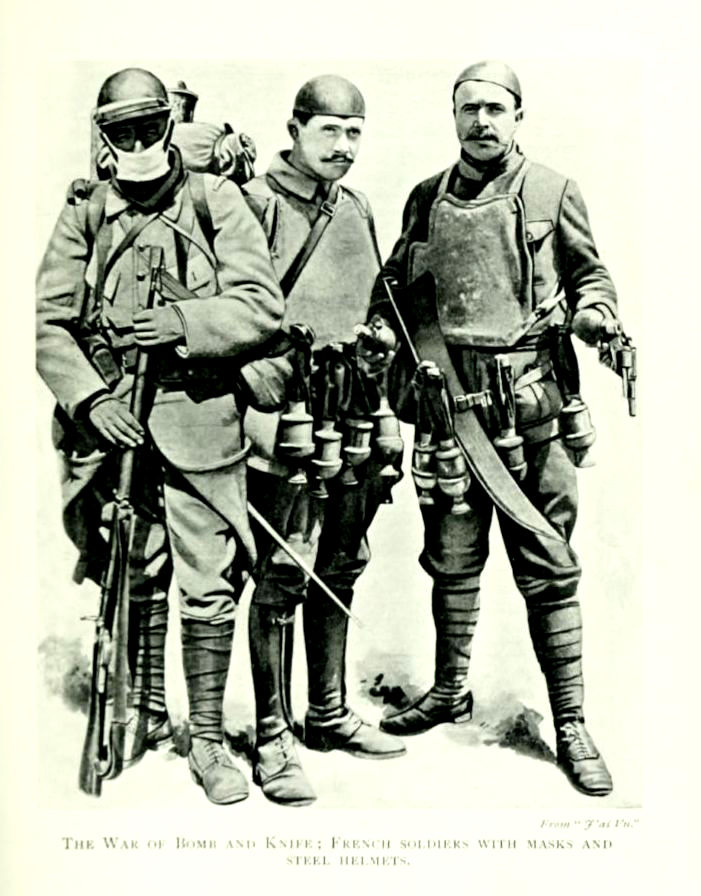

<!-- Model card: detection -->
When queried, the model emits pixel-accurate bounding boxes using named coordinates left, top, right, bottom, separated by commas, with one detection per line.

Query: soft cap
left=453, top=61, right=522, bottom=102
left=293, top=74, right=365, bottom=119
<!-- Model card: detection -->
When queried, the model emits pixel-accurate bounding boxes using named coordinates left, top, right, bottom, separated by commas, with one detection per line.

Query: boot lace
left=196, top=740, right=233, bottom=771
left=558, top=721, right=598, bottom=761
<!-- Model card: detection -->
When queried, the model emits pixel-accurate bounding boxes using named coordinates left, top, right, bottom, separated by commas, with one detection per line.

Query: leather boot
left=528, top=598, right=613, bottom=796
left=555, top=719, right=613, bottom=796
left=381, top=584, right=477, bottom=735
left=249, top=603, right=315, bottom=806
left=303, top=586, right=405, bottom=758
left=182, top=619, right=248, bottom=804
left=125, top=598, right=172, bottom=765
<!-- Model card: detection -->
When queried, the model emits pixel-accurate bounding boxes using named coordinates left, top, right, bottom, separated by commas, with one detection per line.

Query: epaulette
left=65, top=178, right=109, bottom=248
left=66, top=178, right=92, bottom=206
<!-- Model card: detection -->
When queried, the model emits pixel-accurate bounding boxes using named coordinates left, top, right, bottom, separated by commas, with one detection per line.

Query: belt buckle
left=320, top=199, right=337, bottom=218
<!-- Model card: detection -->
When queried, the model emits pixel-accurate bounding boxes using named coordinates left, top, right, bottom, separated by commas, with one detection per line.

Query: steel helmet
left=93, top=68, right=171, bottom=128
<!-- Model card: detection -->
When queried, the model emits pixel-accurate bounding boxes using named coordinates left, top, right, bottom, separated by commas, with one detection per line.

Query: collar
left=104, top=177, right=187, bottom=220
left=104, top=148, right=187, bottom=219
left=266, top=151, right=324, bottom=201
left=457, top=142, right=523, bottom=182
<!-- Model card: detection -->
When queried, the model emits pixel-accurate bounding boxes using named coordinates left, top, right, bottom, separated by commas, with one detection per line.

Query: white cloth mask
left=102, top=132, right=171, bottom=182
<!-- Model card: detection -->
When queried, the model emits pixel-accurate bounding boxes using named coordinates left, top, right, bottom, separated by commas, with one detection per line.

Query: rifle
left=79, top=247, right=164, bottom=796
left=598, top=322, right=637, bottom=417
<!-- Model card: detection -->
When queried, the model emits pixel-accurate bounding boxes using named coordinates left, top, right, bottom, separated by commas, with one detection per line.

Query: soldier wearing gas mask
left=36, top=67, right=283, bottom=805
left=240, top=74, right=406, bottom=807
left=369, top=61, right=625, bottom=797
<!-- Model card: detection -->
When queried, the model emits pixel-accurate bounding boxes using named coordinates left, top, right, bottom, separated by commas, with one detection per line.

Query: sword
left=381, top=276, right=563, bottom=543
left=247, top=501, right=363, bottom=627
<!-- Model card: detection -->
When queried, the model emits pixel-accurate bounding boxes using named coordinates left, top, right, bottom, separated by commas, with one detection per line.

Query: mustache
left=321, top=154, right=354, bottom=163
left=467, top=132, right=499, bottom=141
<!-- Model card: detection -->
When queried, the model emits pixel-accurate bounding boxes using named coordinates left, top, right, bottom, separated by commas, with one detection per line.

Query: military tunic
left=241, top=151, right=384, bottom=610
left=36, top=165, right=284, bottom=622
left=370, top=146, right=618, bottom=603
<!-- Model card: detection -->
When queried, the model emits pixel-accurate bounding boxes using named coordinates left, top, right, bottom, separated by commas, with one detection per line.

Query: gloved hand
left=355, top=314, right=397, bottom=376
left=88, top=394, right=144, bottom=447
left=572, top=308, right=611, bottom=346
left=133, top=306, right=185, bottom=347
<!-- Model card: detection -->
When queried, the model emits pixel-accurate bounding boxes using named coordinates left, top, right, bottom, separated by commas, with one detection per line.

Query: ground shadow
left=359, top=654, right=556, bottom=767
left=356, top=650, right=426, bottom=713
left=38, top=635, right=91, bottom=713
left=224, top=725, right=256, bottom=767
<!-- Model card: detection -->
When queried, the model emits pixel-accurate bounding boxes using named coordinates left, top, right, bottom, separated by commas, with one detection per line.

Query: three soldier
left=37, top=62, right=631, bottom=804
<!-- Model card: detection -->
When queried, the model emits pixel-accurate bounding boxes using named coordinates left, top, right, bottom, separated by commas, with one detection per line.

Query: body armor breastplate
left=409, top=160, right=538, bottom=348
left=281, top=192, right=380, bottom=348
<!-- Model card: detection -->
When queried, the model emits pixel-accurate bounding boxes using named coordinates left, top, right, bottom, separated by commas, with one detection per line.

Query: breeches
left=249, top=462, right=386, bottom=609
left=91, top=449, right=247, bottom=624
left=419, top=439, right=582, bottom=603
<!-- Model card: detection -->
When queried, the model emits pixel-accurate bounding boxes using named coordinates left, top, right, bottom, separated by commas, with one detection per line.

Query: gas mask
left=101, top=120, right=173, bottom=182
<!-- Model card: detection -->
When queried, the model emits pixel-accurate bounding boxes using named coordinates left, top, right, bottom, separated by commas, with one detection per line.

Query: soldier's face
left=290, top=115, right=364, bottom=182
left=453, top=81, right=522, bottom=162
left=101, top=113, right=171, bottom=152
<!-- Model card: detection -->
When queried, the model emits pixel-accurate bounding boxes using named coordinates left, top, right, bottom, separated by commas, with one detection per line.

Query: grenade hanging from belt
left=420, top=363, right=471, bottom=515
left=372, top=393, right=404, bottom=497
left=492, top=355, right=527, bottom=480
left=353, top=321, right=404, bottom=501
left=411, top=363, right=438, bottom=505
left=340, top=417, right=374, bottom=487
left=337, top=344, right=374, bottom=487
left=411, top=430, right=438, bottom=506
left=560, top=397, right=596, bottom=468
left=309, top=345, right=346, bottom=499
left=551, top=326, right=597, bottom=468
left=275, top=324, right=315, bottom=486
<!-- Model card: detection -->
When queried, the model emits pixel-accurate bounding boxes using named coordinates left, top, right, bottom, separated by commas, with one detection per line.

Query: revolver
left=598, top=322, right=637, bottom=417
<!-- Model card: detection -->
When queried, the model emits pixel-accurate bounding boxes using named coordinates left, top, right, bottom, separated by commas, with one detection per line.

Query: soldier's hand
left=133, top=306, right=185, bottom=347
left=572, top=309, right=610, bottom=346
left=355, top=315, right=397, bottom=375
left=88, top=395, right=145, bottom=447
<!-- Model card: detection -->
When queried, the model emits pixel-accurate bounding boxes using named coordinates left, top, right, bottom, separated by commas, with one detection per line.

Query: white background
left=2, top=0, right=698, bottom=893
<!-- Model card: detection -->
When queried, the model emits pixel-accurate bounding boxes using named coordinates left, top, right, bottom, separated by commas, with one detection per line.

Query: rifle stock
left=78, top=247, right=163, bottom=796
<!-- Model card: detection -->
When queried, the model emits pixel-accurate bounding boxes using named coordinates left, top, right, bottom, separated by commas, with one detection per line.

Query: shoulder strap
left=187, top=172, right=216, bottom=251
left=68, top=179, right=109, bottom=251
left=279, top=181, right=340, bottom=297
left=519, top=162, right=567, bottom=221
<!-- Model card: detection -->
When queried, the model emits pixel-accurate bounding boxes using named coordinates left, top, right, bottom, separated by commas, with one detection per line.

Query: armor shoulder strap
left=340, top=185, right=370, bottom=217
left=436, top=166, right=453, bottom=196
left=520, top=162, right=568, bottom=221
left=334, top=186, right=383, bottom=266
